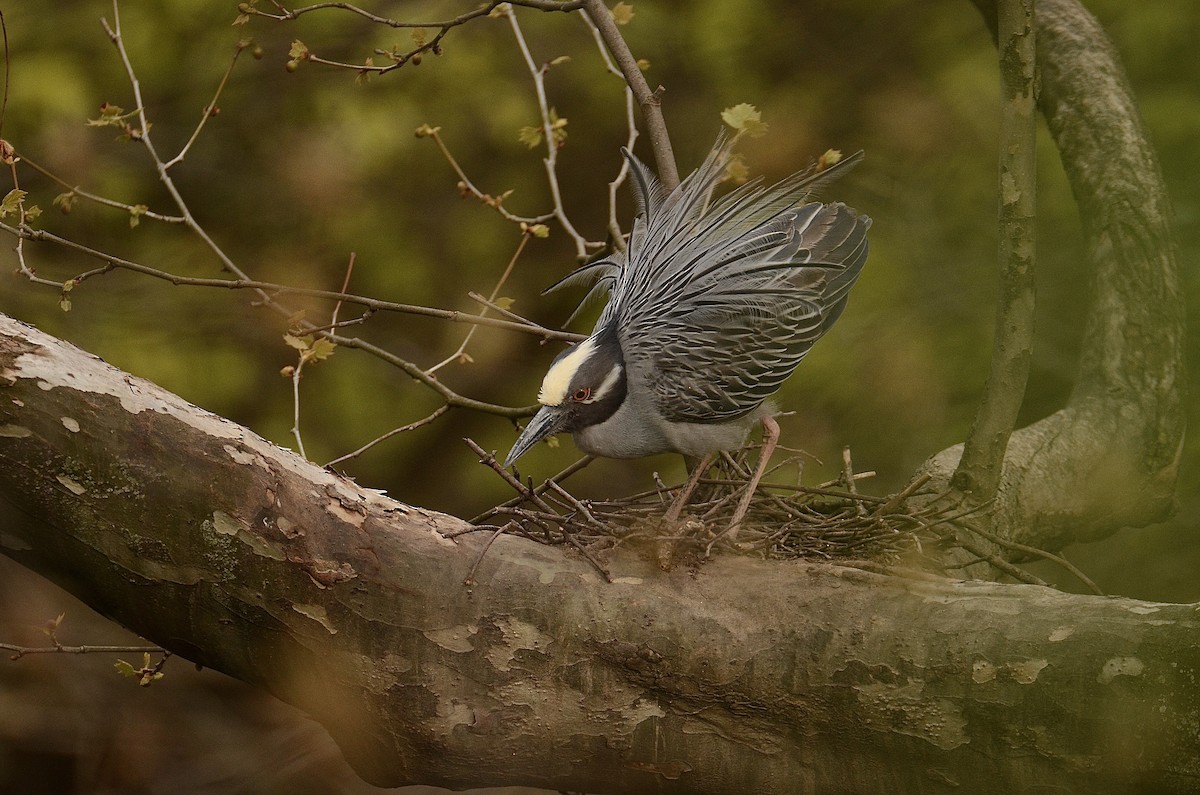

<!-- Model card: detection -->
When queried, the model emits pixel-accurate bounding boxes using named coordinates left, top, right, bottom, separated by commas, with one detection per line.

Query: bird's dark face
left=503, top=330, right=626, bottom=467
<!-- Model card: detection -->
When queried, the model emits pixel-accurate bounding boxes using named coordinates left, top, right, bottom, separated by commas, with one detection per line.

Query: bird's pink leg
left=662, top=451, right=715, bottom=524
left=726, top=415, right=780, bottom=540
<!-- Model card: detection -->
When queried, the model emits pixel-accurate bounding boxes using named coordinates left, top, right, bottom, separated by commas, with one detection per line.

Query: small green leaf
left=289, top=40, right=309, bottom=60
left=517, top=126, right=543, bottom=149
left=724, top=153, right=749, bottom=183
left=0, top=189, right=27, bottom=218
left=549, top=55, right=571, bottom=67
left=53, top=191, right=78, bottom=214
left=128, top=204, right=148, bottom=228
left=305, top=337, right=336, bottom=362
left=283, top=333, right=309, bottom=351
left=86, top=102, right=137, bottom=128
left=818, top=149, right=845, bottom=169
left=59, top=296, right=72, bottom=313
left=114, top=659, right=137, bottom=678
left=610, top=2, right=635, bottom=25
left=493, top=297, right=515, bottom=310
left=721, top=103, right=769, bottom=138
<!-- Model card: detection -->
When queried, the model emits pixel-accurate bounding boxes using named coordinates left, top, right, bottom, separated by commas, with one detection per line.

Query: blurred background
left=0, top=0, right=1197, bottom=791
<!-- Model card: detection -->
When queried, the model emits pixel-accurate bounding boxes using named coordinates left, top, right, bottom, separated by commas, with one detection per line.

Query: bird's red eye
left=572, top=387, right=591, bottom=402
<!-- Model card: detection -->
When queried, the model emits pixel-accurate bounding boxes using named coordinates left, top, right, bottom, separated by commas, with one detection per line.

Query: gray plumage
left=504, top=138, right=870, bottom=467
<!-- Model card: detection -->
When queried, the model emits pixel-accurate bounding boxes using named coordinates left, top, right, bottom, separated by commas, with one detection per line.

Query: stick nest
left=464, top=440, right=974, bottom=580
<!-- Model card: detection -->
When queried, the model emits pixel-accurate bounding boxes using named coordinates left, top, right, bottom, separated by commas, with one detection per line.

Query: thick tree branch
left=922, top=0, right=1184, bottom=553
left=953, top=0, right=1037, bottom=500
left=3, top=315, right=1199, bottom=793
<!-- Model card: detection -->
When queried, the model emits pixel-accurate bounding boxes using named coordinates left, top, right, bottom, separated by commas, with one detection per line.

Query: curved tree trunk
left=919, top=0, right=1184, bottom=555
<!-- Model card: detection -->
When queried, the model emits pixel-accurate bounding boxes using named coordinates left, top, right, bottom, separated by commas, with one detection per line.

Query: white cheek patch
left=537, top=337, right=597, bottom=406
left=590, top=364, right=623, bottom=403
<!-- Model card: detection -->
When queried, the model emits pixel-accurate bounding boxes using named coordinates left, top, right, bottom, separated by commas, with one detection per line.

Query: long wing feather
left=544, top=138, right=870, bottom=423
left=609, top=143, right=870, bottom=422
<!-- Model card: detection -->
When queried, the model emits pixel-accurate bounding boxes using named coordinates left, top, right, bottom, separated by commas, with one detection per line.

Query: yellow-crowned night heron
left=505, top=138, right=870, bottom=533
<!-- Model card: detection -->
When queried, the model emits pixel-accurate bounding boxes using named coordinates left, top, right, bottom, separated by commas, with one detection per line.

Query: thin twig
left=325, top=405, right=449, bottom=468
left=421, top=126, right=554, bottom=225
left=164, top=41, right=248, bottom=169
left=426, top=233, right=530, bottom=375
left=581, top=10, right=637, bottom=250
left=582, top=0, right=678, bottom=189
left=563, top=531, right=613, bottom=582
left=1, top=222, right=584, bottom=342
left=1, top=642, right=165, bottom=661
left=464, top=522, right=514, bottom=586
left=504, top=5, right=589, bottom=258
left=969, top=523, right=1104, bottom=596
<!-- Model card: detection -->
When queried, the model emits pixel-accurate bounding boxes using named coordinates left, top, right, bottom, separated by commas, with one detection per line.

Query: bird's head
left=503, top=330, right=626, bottom=467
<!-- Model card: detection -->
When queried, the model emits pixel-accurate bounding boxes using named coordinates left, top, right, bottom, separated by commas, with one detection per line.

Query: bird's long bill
left=503, top=405, right=570, bottom=468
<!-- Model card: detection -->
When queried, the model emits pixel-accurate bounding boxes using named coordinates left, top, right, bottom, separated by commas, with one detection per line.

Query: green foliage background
left=2, top=0, right=1198, bottom=601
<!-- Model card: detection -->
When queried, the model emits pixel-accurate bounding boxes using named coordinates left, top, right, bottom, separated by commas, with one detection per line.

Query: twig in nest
left=464, top=522, right=513, bottom=586
left=968, top=523, right=1104, bottom=596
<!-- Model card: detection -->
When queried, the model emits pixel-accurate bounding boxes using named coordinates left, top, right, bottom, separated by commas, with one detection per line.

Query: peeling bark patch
left=423, top=625, right=477, bottom=653
left=277, top=516, right=301, bottom=539
left=854, top=681, right=969, bottom=751
left=211, top=511, right=240, bottom=536
left=0, top=424, right=32, bottom=438
left=293, top=603, right=338, bottom=634
left=205, top=511, right=286, bottom=561
left=1124, top=605, right=1161, bottom=615
left=972, top=660, right=997, bottom=684
left=302, top=558, right=357, bottom=588
left=1098, top=656, right=1144, bottom=684
left=485, top=616, right=554, bottom=672
left=1049, top=626, right=1074, bottom=642
left=56, top=473, right=87, bottom=495
left=326, top=496, right=367, bottom=528
left=61, top=417, right=80, bottom=433
left=1006, top=659, right=1048, bottom=684
left=223, top=444, right=268, bottom=468
left=432, top=697, right=475, bottom=733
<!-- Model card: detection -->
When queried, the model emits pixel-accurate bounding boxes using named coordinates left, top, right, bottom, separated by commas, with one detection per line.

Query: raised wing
left=547, top=138, right=870, bottom=422
left=643, top=201, right=870, bottom=421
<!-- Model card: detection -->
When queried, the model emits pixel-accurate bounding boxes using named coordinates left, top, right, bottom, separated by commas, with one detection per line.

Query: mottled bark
left=3, top=316, right=1199, bottom=793
left=922, top=0, right=1184, bottom=554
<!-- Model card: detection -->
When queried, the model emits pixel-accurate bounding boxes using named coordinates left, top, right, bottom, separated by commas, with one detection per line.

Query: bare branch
left=2, top=642, right=164, bottom=661
left=163, top=40, right=249, bottom=169
left=582, top=0, right=678, bottom=188
left=418, top=125, right=555, bottom=226
left=504, top=6, right=590, bottom=259
left=247, top=0, right=589, bottom=76
left=324, top=405, right=449, bottom=468
left=1, top=221, right=583, bottom=343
